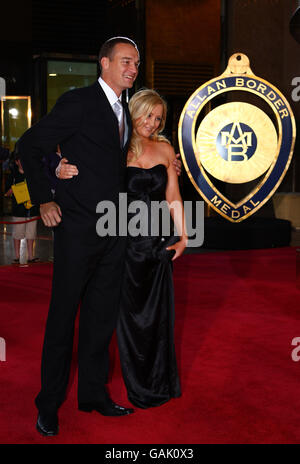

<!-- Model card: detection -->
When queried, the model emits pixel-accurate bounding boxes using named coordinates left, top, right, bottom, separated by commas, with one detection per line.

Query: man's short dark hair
left=98, top=36, right=139, bottom=66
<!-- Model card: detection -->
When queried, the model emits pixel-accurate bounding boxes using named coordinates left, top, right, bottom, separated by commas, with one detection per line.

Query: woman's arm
left=164, top=144, right=188, bottom=260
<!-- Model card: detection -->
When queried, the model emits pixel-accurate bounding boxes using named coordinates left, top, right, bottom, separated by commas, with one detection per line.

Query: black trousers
left=35, top=217, right=126, bottom=414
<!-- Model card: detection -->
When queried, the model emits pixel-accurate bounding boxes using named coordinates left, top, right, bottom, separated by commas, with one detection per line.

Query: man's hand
left=172, top=153, right=182, bottom=176
left=40, top=201, right=62, bottom=227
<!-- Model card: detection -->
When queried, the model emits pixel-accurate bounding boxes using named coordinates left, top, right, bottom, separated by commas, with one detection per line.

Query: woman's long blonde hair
left=128, top=88, right=170, bottom=160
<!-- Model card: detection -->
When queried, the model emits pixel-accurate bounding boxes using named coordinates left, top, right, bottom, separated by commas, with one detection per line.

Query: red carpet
left=0, top=247, right=299, bottom=444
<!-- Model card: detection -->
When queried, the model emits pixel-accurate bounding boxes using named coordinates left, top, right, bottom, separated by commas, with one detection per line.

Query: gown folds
left=117, top=164, right=181, bottom=409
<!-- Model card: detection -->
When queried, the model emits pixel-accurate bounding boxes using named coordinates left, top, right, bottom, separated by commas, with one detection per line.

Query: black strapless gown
left=117, top=164, right=181, bottom=408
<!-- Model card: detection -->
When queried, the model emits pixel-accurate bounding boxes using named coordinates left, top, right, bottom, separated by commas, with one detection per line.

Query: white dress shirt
left=98, top=77, right=122, bottom=107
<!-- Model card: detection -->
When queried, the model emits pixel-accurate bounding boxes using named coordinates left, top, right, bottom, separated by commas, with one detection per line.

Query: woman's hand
left=166, top=236, right=188, bottom=261
left=56, top=158, right=79, bottom=179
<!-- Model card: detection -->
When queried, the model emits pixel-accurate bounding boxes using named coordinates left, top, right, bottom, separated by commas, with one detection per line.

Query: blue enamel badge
left=178, top=53, right=296, bottom=222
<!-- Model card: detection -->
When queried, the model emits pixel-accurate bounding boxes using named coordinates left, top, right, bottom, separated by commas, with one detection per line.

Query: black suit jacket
left=19, top=82, right=132, bottom=218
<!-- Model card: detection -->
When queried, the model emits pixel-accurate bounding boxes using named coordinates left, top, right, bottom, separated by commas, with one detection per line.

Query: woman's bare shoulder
left=155, top=139, right=174, bottom=155
left=157, top=141, right=175, bottom=167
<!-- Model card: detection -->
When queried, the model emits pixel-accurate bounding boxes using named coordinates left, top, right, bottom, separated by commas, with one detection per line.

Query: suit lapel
left=90, top=82, right=132, bottom=155
left=123, top=100, right=132, bottom=154
left=92, top=82, right=120, bottom=147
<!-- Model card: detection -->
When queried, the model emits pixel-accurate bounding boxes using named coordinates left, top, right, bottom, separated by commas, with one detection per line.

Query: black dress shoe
left=78, top=399, right=134, bottom=416
left=36, top=412, right=59, bottom=436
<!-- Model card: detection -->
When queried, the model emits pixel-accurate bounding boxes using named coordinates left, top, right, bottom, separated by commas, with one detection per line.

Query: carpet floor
left=0, top=247, right=299, bottom=444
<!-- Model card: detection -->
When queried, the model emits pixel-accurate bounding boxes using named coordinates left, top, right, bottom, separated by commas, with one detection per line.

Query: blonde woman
left=58, top=89, right=187, bottom=408
left=117, top=89, right=187, bottom=408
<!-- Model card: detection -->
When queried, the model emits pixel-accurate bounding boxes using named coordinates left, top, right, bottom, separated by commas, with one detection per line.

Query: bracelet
left=55, top=163, right=62, bottom=178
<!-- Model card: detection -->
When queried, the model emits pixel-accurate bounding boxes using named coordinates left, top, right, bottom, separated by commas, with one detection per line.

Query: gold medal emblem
left=196, top=102, right=278, bottom=184
left=178, top=53, right=296, bottom=222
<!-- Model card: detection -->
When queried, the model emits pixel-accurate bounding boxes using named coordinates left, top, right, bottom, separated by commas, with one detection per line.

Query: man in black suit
left=18, top=37, right=140, bottom=436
